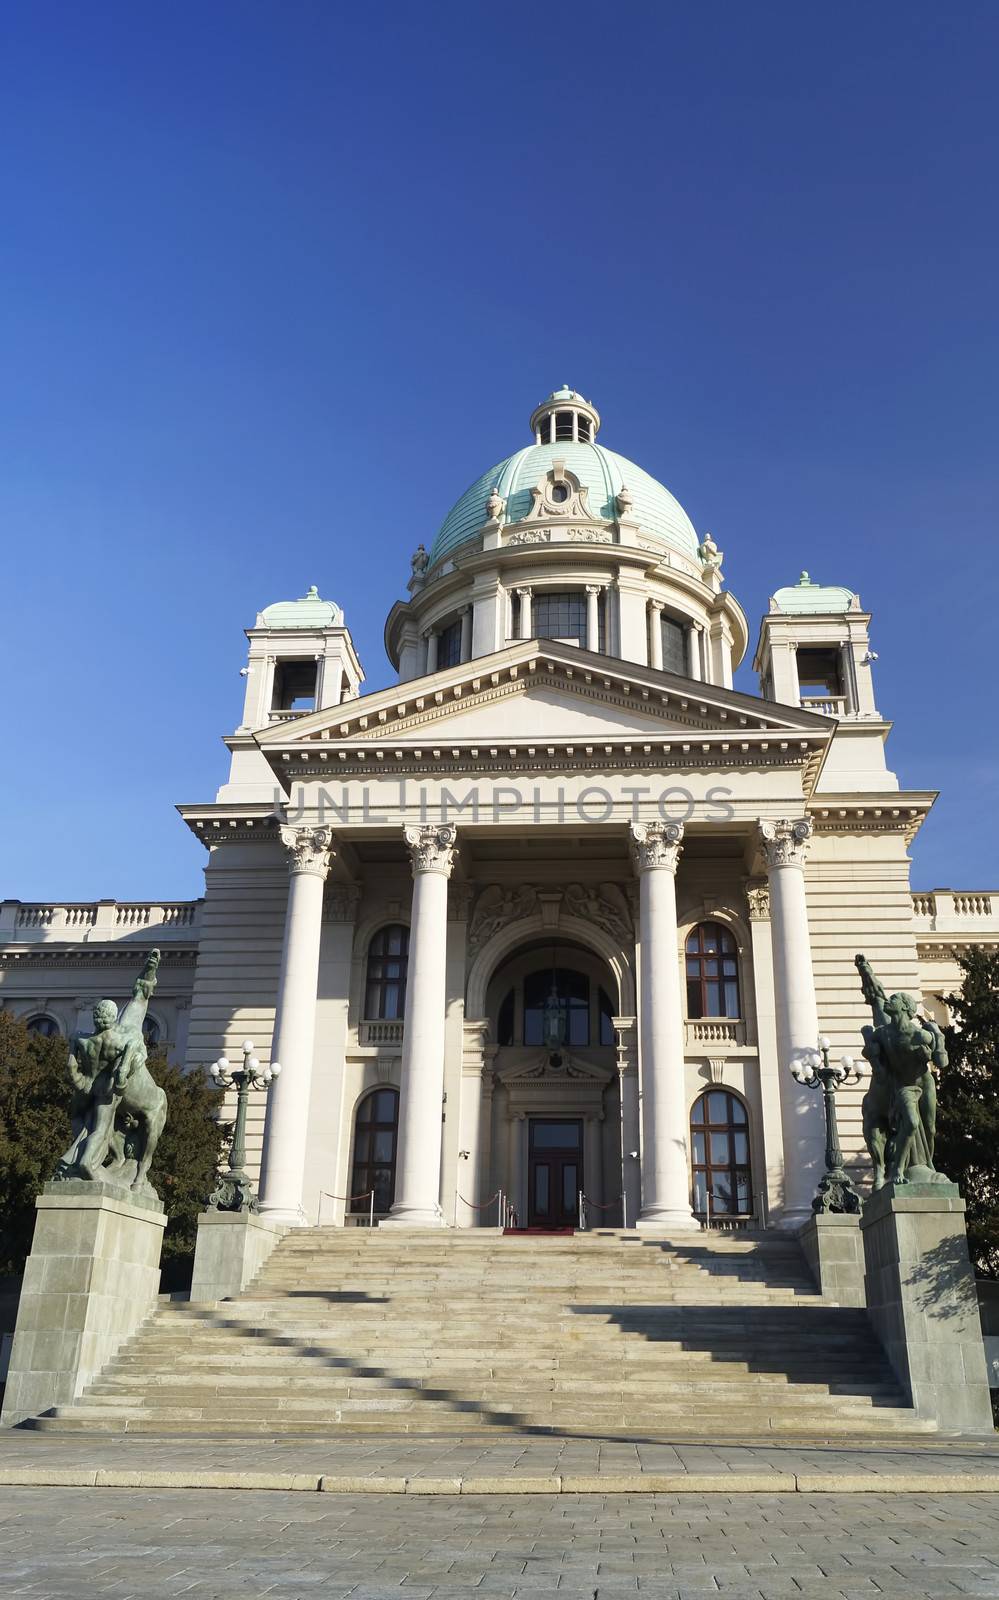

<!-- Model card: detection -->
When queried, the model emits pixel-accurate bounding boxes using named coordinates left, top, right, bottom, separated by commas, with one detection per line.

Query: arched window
left=25, top=1014, right=60, bottom=1037
left=350, top=1087, right=399, bottom=1219
left=690, top=1090, right=752, bottom=1220
left=523, top=968, right=590, bottom=1047
left=685, top=921, right=741, bottom=1018
left=142, top=1015, right=162, bottom=1047
left=364, top=925, right=409, bottom=1020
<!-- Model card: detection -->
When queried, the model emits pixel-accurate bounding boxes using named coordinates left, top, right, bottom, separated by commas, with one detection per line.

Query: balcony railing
left=358, top=1019, right=405, bottom=1046
left=799, top=695, right=848, bottom=717
left=684, top=1018, right=747, bottom=1048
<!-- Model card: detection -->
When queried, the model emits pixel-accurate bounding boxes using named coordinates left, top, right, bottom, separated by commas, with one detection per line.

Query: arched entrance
left=486, top=937, right=620, bottom=1227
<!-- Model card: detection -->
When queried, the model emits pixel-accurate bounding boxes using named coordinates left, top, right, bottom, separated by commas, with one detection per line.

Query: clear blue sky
left=2, top=1, right=997, bottom=901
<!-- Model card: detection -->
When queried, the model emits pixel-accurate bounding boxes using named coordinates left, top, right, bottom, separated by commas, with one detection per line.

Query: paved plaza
left=4, top=1484, right=999, bottom=1599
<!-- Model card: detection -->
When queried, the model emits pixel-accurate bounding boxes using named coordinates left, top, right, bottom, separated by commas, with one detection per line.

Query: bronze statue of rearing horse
left=53, top=949, right=168, bottom=1201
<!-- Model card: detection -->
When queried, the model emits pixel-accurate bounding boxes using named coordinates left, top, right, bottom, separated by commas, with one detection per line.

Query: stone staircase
left=24, top=1228, right=933, bottom=1438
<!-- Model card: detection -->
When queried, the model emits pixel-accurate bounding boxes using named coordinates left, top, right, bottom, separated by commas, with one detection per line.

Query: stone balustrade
left=911, top=890, right=998, bottom=932
left=0, top=900, right=203, bottom=944
left=358, top=1019, right=405, bottom=1046
left=684, top=1017, right=748, bottom=1049
left=799, top=695, right=848, bottom=717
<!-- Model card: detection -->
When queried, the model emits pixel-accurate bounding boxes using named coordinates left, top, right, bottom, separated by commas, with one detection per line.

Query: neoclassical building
left=3, top=388, right=996, bottom=1231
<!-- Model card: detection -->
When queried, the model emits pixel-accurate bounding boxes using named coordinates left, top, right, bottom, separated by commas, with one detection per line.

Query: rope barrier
left=319, top=1188, right=375, bottom=1227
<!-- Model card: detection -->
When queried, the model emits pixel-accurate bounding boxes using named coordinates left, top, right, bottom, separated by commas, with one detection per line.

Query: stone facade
left=2, top=390, right=997, bottom=1234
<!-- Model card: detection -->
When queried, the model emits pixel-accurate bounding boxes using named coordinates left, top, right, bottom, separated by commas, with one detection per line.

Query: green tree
left=934, top=946, right=999, bottom=1278
left=0, top=1011, right=228, bottom=1280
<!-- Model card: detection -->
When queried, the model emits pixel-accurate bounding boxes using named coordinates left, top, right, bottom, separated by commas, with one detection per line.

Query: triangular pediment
left=255, top=639, right=833, bottom=752
left=496, top=1050, right=614, bottom=1086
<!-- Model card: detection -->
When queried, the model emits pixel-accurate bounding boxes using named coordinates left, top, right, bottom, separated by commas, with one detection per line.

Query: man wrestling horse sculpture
left=53, top=949, right=168, bottom=1201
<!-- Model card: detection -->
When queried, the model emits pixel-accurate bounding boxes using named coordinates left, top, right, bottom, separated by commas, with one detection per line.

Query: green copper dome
left=771, top=572, right=856, bottom=614
left=430, top=393, right=699, bottom=566
left=257, top=585, right=344, bottom=629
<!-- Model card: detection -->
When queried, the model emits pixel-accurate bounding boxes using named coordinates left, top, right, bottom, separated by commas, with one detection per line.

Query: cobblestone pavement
left=2, top=1430, right=999, bottom=1493
left=3, top=1487, right=999, bottom=1599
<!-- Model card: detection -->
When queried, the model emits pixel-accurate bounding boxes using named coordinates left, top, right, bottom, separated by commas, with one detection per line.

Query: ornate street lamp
left=207, top=1040, right=281, bottom=1214
left=791, top=1036, right=865, bottom=1214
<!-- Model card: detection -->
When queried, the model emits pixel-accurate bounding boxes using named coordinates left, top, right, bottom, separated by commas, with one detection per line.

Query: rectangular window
left=554, top=411, right=574, bottom=441
left=534, top=591, right=587, bottom=645
left=661, top=615, right=688, bottom=675
left=437, top=619, right=462, bottom=669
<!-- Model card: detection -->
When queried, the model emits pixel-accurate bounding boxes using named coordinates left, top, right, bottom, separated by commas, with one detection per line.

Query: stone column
left=746, top=880, right=781, bottom=1225
left=585, top=1114, right=603, bottom=1209
left=614, top=1018, right=641, bottom=1228
left=648, top=602, right=664, bottom=670
left=424, top=629, right=439, bottom=674
left=508, top=1112, right=526, bottom=1225
left=456, top=1020, right=490, bottom=1228
left=630, top=822, right=694, bottom=1228
left=258, top=825, right=334, bottom=1226
left=585, top=585, right=602, bottom=652
left=459, top=605, right=473, bottom=663
left=384, top=824, right=457, bottom=1227
left=758, top=818, right=825, bottom=1225
left=688, top=624, right=704, bottom=681
left=517, top=587, right=533, bottom=640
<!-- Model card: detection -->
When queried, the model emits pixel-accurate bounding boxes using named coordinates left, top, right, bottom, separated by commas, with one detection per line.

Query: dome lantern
left=528, top=387, right=601, bottom=446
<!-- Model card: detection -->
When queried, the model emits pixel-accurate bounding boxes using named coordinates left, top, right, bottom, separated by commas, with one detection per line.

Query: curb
left=2, top=1466, right=999, bottom=1495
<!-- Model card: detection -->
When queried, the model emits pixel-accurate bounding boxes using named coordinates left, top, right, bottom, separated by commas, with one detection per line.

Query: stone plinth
left=190, top=1210, right=286, bottom=1303
left=860, top=1184, right=993, bottom=1433
left=0, top=1183, right=166, bottom=1429
left=798, top=1212, right=865, bottom=1307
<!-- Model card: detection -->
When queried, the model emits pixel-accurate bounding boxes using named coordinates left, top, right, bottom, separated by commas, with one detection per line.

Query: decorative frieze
left=467, top=884, right=538, bottom=955
left=563, top=882, right=632, bottom=947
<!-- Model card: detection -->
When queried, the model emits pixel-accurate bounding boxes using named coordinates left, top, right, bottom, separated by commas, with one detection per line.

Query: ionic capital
left=629, top=820, right=684, bottom=874
left=279, top=825, right=335, bottom=879
left=758, top=817, right=812, bottom=871
left=404, top=823, right=458, bottom=878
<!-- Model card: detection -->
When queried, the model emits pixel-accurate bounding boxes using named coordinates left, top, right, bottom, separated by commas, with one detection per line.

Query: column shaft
left=258, top=827, right=333, bottom=1226
left=384, top=825, right=456, bottom=1227
left=586, top=586, right=601, bottom=652
left=760, top=819, right=826, bottom=1225
left=648, top=604, right=664, bottom=670
left=631, top=823, right=693, bottom=1228
left=517, top=588, right=533, bottom=640
left=459, top=606, right=473, bottom=663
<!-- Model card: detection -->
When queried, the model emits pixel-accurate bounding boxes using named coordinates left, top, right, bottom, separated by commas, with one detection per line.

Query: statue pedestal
left=860, top=1184, right=993, bottom=1433
left=798, top=1212, right=865, bottom=1307
left=190, top=1210, right=286, bottom=1303
left=0, top=1183, right=166, bottom=1429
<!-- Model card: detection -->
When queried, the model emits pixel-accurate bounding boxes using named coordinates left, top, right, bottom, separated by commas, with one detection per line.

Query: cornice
left=176, top=805, right=282, bottom=849
left=808, top=792, right=937, bottom=844
left=0, top=948, right=198, bottom=969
